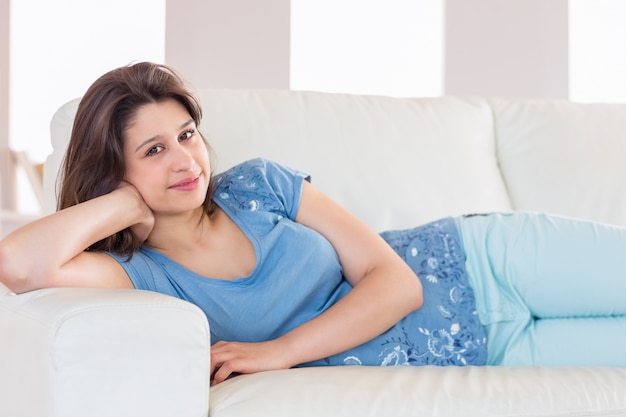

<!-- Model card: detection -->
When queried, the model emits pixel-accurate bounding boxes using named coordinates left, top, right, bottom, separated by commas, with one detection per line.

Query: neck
left=144, top=207, right=212, bottom=252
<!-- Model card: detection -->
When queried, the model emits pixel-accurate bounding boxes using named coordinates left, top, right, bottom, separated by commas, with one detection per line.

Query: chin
left=154, top=196, right=207, bottom=216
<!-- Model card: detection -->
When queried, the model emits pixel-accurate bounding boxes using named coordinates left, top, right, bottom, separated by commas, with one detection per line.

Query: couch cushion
left=199, top=91, right=512, bottom=231
left=491, top=98, right=626, bottom=227
left=210, top=366, right=626, bottom=417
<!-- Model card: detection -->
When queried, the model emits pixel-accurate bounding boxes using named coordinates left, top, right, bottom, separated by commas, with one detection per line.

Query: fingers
left=210, top=342, right=242, bottom=385
left=114, top=184, right=154, bottom=242
left=212, top=359, right=237, bottom=385
left=210, top=341, right=266, bottom=385
left=210, top=340, right=291, bottom=385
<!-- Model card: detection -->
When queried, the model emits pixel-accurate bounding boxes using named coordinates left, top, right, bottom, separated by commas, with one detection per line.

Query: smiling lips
left=170, top=175, right=201, bottom=191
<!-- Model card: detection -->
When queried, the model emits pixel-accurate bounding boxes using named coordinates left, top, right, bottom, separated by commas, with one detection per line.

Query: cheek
left=124, top=164, right=158, bottom=197
left=123, top=163, right=143, bottom=185
left=195, top=145, right=211, bottom=169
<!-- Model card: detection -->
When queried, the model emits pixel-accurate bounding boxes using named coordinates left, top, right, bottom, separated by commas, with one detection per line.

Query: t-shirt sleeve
left=213, top=158, right=310, bottom=220
left=259, top=158, right=310, bottom=219
left=105, top=250, right=168, bottom=293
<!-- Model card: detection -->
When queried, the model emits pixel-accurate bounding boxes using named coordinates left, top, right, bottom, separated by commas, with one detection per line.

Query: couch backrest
left=44, top=90, right=626, bottom=231
left=45, top=92, right=512, bottom=232
left=489, top=98, right=626, bottom=227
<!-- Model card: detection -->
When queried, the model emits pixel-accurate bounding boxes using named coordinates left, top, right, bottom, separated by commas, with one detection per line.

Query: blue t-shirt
left=110, top=158, right=487, bottom=367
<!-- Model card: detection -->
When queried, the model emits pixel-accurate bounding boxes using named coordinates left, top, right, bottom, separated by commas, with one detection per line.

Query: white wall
left=166, top=0, right=290, bottom=90
left=291, top=0, right=444, bottom=97
left=445, top=0, right=569, bottom=98
left=171, top=0, right=569, bottom=99
left=569, top=0, right=626, bottom=102
left=1, top=0, right=10, bottom=232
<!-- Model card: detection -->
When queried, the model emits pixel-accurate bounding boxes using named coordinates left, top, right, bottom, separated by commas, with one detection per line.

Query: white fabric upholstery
left=8, top=90, right=626, bottom=416
left=210, top=366, right=626, bottom=417
left=491, top=98, right=626, bottom=226
left=200, top=91, right=513, bottom=231
left=0, top=288, right=211, bottom=417
left=42, top=97, right=80, bottom=214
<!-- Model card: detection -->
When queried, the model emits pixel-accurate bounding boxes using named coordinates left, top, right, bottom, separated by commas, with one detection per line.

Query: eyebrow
left=134, top=119, right=196, bottom=153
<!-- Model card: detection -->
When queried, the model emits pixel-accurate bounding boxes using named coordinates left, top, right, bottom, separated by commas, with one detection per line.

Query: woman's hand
left=116, top=181, right=155, bottom=243
left=210, top=339, right=294, bottom=385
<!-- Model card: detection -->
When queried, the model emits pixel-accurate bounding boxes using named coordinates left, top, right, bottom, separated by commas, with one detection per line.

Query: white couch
left=2, top=91, right=626, bottom=417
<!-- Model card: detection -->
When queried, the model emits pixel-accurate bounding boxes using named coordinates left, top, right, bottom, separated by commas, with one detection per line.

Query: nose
left=171, top=143, right=195, bottom=172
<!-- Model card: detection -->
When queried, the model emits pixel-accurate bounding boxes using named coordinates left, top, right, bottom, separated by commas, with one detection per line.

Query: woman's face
left=123, top=99, right=211, bottom=215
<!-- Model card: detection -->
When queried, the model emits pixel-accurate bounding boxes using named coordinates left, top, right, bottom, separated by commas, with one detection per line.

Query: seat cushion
left=210, top=365, right=626, bottom=417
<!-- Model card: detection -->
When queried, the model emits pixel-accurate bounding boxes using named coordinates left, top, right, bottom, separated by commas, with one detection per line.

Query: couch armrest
left=0, top=287, right=210, bottom=417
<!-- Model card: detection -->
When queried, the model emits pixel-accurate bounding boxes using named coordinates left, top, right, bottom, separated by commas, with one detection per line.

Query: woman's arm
left=210, top=181, right=423, bottom=383
left=0, top=185, right=152, bottom=293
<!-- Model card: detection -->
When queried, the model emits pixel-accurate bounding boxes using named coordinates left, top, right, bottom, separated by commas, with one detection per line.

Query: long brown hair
left=58, top=62, right=216, bottom=255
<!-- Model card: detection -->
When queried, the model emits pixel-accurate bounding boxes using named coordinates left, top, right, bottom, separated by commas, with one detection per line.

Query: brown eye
left=180, top=130, right=194, bottom=141
left=146, top=145, right=164, bottom=156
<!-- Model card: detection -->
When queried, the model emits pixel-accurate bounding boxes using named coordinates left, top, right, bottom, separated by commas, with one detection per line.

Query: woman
left=1, top=62, right=625, bottom=384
